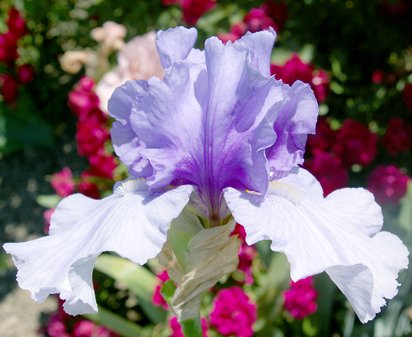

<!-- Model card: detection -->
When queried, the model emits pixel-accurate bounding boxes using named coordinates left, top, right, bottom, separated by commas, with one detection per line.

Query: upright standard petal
left=3, top=180, right=193, bottom=315
left=224, top=168, right=408, bottom=323
left=110, top=27, right=285, bottom=221
left=156, top=26, right=198, bottom=69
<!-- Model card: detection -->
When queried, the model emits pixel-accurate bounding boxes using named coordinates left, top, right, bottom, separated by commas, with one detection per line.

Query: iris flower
left=3, top=27, right=408, bottom=325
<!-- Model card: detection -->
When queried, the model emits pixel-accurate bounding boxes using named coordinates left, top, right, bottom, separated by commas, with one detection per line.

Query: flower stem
left=181, top=316, right=202, bottom=337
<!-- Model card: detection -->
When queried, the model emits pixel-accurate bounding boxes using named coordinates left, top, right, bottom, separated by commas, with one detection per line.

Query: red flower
left=76, top=118, right=110, bottom=158
left=0, top=31, right=19, bottom=63
left=304, top=152, right=348, bottom=196
left=244, top=7, right=277, bottom=32
left=17, top=64, right=34, bottom=84
left=0, top=73, right=18, bottom=104
left=217, top=22, right=247, bottom=43
left=232, top=224, right=256, bottom=284
left=88, top=152, right=117, bottom=179
left=7, top=8, right=27, bottom=39
left=262, top=0, right=288, bottom=31
left=181, top=0, right=216, bottom=25
left=332, top=119, right=378, bottom=168
left=306, top=117, right=335, bottom=155
left=382, top=117, right=412, bottom=156
left=78, top=171, right=100, bottom=199
left=403, top=83, right=412, bottom=112
left=368, top=165, right=409, bottom=205
left=283, top=276, right=318, bottom=320
left=271, top=54, right=329, bottom=102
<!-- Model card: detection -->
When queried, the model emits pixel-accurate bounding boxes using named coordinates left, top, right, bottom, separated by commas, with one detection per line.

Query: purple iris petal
left=109, top=27, right=317, bottom=220
left=266, top=81, right=318, bottom=178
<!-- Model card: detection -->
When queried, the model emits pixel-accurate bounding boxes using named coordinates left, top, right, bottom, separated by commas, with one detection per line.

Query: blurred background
left=1, top=0, right=412, bottom=336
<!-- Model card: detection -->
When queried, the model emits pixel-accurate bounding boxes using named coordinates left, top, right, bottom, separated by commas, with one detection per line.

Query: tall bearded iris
left=3, top=27, right=408, bottom=326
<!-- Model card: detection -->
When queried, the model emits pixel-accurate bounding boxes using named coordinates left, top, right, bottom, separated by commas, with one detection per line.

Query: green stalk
left=181, top=316, right=202, bottom=337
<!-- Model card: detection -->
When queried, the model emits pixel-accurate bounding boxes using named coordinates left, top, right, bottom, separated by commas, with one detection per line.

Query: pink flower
left=152, top=270, right=169, bottom=309
left=210, top=287, right=256, bottom=337
left=261, top=0, right=288, bottom=31
left=368, top=165, right=409, bottom=205
left=232, top=224, right=256, bottom=284
left=217, top=23, right=247, bottom=43
left=68, top=77, right=104, bottom=121
left=76, top=118, right=110, bottom=158
left=43, top=208, right=55, bottom=234
left=96, top=32, right=164, bottom=112
left=382, top=117, right=412, bottom=156
left=332, top=119, right=378, bottom=168
left=304, top=152, right=348, bottom=196
left=78, top=171, right=100, bottom=199
left=244, top=7, right=277, bottom=32
left=283, top=276, right=318, bottom=320
left=306, top=117, right=335, bottom=155
left=88, top=152, right=117, bottom=179
left=181, top=0, right=216, bottom=25
left=17, top=64, right=34, bottom=84
left=50, top=167, right=75, bottom=197
left=169, top=316, right=208, bottom=337
left=0, top=73, right=18, bottom=104
left=403, top=83, right=412, bottom=112
left=46, top=314, right=71, bottom=337
left=72, top=320, right=118, bottom=337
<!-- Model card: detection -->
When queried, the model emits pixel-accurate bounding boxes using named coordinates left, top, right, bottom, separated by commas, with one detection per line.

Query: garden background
left=1, top=0, right=412, bottom=336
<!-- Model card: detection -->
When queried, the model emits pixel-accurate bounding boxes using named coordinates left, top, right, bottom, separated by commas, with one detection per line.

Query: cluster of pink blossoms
left=162, top=0, right=216, bottom=25
left=283, top=277, right=318, bottom=320
left=0, top=7, right=34, bottom=105
left=45, top=300, right=117, bottom=337
left=304, top=116, right=410, bottom=204
left=153, top=272, right=257, bottom=336
left=218, top=0, right=288, bottom=43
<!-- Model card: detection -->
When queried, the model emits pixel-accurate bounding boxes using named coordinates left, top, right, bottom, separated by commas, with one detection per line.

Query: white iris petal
left=224, top=167, right=408, bottom=323
left=3, top=179, right=193, bottom=315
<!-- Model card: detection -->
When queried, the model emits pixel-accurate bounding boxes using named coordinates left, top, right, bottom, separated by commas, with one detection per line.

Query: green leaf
left=94, top=254, right=166, bottom=323
left=36, top=194, right=61, bottom=208
left=160, top=280, right=176, bottom=305
left=84, top=306, right=143, bottom=337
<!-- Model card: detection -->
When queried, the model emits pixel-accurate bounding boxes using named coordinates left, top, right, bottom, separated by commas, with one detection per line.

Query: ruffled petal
left=237, top=28, right=276, bottom=77
left=3, top=180, right=193, bottom=315
left=266, top=81, right=318, bottom=177
left=224, top=168, right=408, bottom=323
left=110, top=32, right=285, bottom=201
left=109, top=80, right=153, bottom=178
left=156, top=27, right=198, bottom=69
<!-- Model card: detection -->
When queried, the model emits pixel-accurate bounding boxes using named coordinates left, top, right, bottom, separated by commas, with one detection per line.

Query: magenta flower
left=210, top=287, right=256, bottom=337
left=75, top=118, right=110, bottom=158
left=51, top=167, right=75, bottom=197
left=283, top=276, right=318, bottom=319
left=152, top=270, right=170, bottom=309
left=169, top=316, right=209, bottom=337
left=368, top=165, right=410, bottom=205
left=4, top=27, right=408, bottom=324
